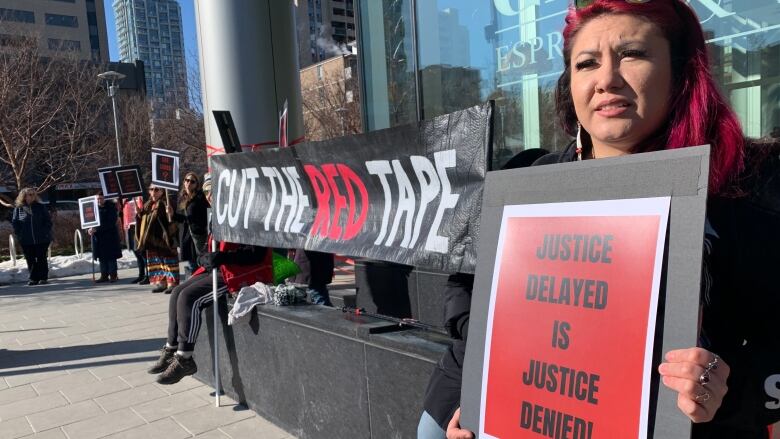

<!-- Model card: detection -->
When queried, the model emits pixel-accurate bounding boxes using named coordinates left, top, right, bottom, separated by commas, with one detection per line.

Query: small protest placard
left=116, top=166, right=144, bottom=197
left=98, top=167, right=121, bottom=199
left=151, top=148, right=180, bottom=191
left=78, top=196, right=100, bottom=229
left=98, top=165, right=144, bottom=199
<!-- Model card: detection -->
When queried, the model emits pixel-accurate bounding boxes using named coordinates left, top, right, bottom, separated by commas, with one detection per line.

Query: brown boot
left=109, top=273, right=118, bottom=283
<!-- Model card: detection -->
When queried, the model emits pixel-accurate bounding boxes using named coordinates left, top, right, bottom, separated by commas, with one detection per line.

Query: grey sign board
left=461, top=146, right=710, bottom=438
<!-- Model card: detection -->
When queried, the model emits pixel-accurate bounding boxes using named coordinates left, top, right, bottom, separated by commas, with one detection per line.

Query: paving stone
left=0, top=385, right=38, bottom=405
left=89, top=361, right=149, bottom=380
left=171, top=403, right=255, bottom=435
left=132, top=390, right=210, bottom=423
left=0, top=379, right=8, bottom=391
left=31, top=371, right=98, bottom=395
left=3, top=370, right=69, bottom=388
left=193, top=430, right=230, bottom=439
left=61, top=408, right=145, bottom=439
left=117, top=370, right=158, bottom=388
left=19, top=428, right=67, bottom=439
left=0, top=392, right=67, bottom=421
left=0, top=415, right=34, bottom=438
left=26, top=400, right=103, bottom=432
left=155, top=376, right=205, bottom=395
left=60, top=376, right=131, bottom=403
left=219, top=417, right=292, bottom=439
left=103, top=417, right=190, bottom=439
left=93, top=384, right=168, bottom=412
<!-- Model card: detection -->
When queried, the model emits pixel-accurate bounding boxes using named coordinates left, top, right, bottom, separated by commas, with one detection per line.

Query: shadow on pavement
left=0, top=278, right=148, bottom=296
left=0, top=337, right=165, bottom=372
left=0, top=355, right=158, bottom=377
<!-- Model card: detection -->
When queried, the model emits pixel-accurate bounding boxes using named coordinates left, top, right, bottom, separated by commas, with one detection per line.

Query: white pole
left=212, top=238, right=220, bottom=407
left=109, top=84, right=122, bottom=165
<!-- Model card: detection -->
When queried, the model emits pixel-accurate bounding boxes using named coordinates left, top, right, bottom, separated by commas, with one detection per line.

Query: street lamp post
left=98, top=71, right=127, bottom=165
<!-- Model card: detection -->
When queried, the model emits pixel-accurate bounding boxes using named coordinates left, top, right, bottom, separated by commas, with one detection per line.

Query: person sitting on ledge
left=149, top=176, right=273, bottom=385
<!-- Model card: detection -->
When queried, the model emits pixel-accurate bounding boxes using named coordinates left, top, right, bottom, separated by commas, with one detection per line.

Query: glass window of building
left=0, top=8, right=35, bottom=24
left=358, top=0, right=418, bottom=130
left=359, top=0, right=780, bottom=168
left=45, top=13, right=79, bottom=28
left=48, top=38, right=81, bottom=51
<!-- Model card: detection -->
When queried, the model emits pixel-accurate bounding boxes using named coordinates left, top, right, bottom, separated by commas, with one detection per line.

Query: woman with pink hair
left=434, top=0, right=780, bottom=438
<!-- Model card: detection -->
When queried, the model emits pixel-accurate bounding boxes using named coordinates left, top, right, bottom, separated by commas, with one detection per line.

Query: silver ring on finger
left=706, top=355, right=719, bottom=371
left=699, top=369, right=711, bottom=386
left=695, top=391, right=711, bottom=403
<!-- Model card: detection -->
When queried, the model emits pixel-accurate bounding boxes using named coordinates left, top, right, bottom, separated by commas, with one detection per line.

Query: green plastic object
left=272, top=252, right=301, bottom=285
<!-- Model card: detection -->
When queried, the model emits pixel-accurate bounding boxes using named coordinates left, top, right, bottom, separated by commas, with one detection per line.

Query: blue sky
left=103, top=0, right=200, bottom=82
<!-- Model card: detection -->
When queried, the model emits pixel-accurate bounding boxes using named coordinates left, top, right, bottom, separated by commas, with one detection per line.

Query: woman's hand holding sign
left=658, top=347, right=730, bottom=423
left=446, top=408, right=473, bottom=439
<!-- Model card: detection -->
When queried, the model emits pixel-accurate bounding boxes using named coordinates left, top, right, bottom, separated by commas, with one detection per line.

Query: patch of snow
left=0, top=250, right=138, bottom=285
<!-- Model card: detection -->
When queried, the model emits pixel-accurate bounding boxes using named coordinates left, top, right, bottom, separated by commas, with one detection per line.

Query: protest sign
left=98, top=165, right=144, bottom=199
left=151, top=148, right=180, bottom=190
left=461, top=146, right=711, bottom=438
left=78, top=196, right=100, bottom=229
left=98, top=167, right=121, bottom=198
left=116, top=166, right=144, bottom=197
left=209, top=103, right=492, bottom=273
left=479, top=199, right=669, bottom=438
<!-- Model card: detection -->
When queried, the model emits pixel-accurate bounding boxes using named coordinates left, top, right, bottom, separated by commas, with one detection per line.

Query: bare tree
left=301, top=68, right=362, bottom=141
left=0, top=37, right=119, bottom=192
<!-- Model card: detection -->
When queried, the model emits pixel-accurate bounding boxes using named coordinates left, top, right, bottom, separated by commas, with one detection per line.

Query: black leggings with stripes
left=166, top=272, right=227, bottom=352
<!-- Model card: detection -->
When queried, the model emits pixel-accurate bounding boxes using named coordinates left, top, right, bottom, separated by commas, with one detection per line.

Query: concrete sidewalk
left=0, top=269, right=296, bottom=439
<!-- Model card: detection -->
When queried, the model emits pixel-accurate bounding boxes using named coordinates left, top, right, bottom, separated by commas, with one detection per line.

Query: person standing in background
left=11, top=188, right=52, bottom=286
left=124, top=196, right=149, bottom=284
left=168, top=172, right=208, bottom=279
left=136, top=185, right=179, bottom=294
left=89, top=193, right=122, bottom=283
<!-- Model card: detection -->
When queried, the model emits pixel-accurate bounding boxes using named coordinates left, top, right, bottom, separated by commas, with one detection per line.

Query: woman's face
left=24, top=192, right=36, bottom=204
left=149, top=186, right=162, bottom=201
left=97, top=195, right=105, bottom=206
left=569, top=14, right=672, bottom=156
left=183, top=175, right=197, bottom=194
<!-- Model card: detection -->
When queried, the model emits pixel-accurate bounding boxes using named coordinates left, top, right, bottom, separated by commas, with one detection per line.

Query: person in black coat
left=417, top=149, right=549, bottom=438
left=11, top=188, right=52, bottom=286
left=88, top=193, right=123, bottom=283
left=168, top=172, right=208, bottom=278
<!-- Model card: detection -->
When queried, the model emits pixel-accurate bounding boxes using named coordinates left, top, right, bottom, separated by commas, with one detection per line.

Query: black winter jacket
left=92, top=200, right=122, bottom=262
left=11, top=202, right=52, bottom=246
left=173, top=191, right=208, bottom=263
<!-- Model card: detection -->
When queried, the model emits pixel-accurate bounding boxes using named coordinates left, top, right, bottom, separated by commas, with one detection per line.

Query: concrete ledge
left=193, top=303, right=451, bottom=439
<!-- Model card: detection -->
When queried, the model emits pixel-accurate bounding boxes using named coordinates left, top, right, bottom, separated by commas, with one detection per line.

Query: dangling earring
left=576, top=122, right=583, bottom=161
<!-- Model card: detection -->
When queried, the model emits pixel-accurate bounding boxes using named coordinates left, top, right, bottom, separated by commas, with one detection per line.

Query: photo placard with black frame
left=78, top=196, right=101, bottom=229
left=151, top=147, right=180, bottom=191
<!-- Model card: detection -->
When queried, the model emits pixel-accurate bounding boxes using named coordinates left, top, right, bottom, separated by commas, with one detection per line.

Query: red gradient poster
left=480, top=198, right=670, bottom=439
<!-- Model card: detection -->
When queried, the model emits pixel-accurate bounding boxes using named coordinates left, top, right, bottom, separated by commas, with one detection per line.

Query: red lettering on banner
left=336, top=164, right=368, bottom=240
left=304, top=165, right=331, bottom=238
left=305, top=163, right=369, bottom=240
left=322, top=164, right=347, bottom=240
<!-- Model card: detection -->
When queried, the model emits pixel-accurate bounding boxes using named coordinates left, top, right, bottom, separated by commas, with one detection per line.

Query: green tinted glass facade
left=358, top=0, right=780, bottom=168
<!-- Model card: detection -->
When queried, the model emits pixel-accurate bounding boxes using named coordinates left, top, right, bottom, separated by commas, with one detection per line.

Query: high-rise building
left=296, top=0, right=356, bottom=68
left=0, top=0, right=109, bottom=61
left=113, top=0, right=188, bottom=113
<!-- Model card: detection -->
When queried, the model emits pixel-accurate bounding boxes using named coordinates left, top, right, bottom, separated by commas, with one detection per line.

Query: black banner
left=210, top=103, right=492, bottom=273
